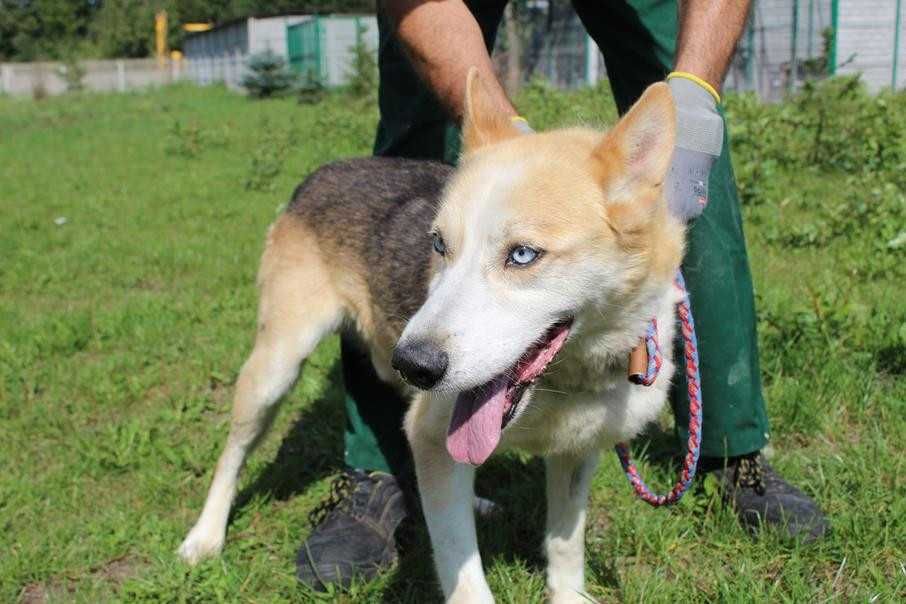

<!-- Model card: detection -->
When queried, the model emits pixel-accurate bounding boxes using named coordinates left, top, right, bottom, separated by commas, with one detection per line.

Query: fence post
left=0, top=64, right=11, bottom=94
left=745, top=8, right=756, bottom=93
left=894, top=0, right=902, bottom=88
left=789, top=0, right=799, bottom=93
left=116, top=60, right=126, bottom=92
left=585, top=34, right=599, bottom=86
left=829, top=0, right=839, bottom=75
left=806, top=0, right=814, bottom=58
left=504, top=4, right=520, bottom=95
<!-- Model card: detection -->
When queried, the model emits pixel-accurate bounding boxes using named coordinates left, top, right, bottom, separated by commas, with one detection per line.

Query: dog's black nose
left=392, top=340, right=448, bottom=390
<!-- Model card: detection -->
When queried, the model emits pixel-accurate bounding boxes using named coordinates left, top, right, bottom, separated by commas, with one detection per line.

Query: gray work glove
left=666, top=75, right=724, bottom=222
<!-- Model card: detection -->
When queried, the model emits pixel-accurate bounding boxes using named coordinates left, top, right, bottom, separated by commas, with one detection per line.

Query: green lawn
left=1, top=82, right=904, bottom=603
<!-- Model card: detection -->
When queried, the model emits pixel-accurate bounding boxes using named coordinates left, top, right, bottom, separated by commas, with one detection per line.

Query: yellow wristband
left=667, top=71, right=721, bottom=104
left=510, top=116, right=529, bottom=125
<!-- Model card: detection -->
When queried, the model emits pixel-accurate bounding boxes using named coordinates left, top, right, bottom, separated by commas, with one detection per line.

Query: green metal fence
left=494, top=0, right=904, bottom=99
left=287, top=16, right=377, bottom=88
left=715, top=0, right=905, bottom=98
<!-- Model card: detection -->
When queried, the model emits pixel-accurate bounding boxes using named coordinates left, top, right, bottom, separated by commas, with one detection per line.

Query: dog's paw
left=177, top=527, right=224, bottom=565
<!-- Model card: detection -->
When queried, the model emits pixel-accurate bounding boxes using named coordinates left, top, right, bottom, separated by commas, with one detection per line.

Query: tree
left=0, top=0, right=98, bottom=61
left=91, top=0, right=158, bottom=59
left=0, top=0, right=378, bottom=61
left=346, top=22, right=376, bottom=99
left=241, top=50, right=297, bottom=98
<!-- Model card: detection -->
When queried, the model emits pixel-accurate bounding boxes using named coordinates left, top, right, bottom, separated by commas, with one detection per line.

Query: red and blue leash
left=614, top=270, right=703, bottom=506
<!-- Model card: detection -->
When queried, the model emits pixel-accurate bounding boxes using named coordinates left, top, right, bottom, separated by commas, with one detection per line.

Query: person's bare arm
left=382, top=0, right=516, bottom=121
left=674, top=0, right=751, bottom=92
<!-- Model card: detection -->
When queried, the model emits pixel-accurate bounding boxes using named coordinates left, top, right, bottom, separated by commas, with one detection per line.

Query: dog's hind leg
left=179, top=217, right=343, bottom=564
left=544, top=451, right=600, bottom=604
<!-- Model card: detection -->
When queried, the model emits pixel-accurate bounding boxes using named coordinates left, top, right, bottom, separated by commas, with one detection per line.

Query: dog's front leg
left=545, top=450, right=600, bottom=604
left=406, top=401, right=494, bottom=604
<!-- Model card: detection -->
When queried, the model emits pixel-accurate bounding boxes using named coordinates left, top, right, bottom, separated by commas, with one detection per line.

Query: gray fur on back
left=287, top=156, right=453, bottom=328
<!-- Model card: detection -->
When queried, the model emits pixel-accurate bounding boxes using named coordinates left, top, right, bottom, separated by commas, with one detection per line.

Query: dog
left=179, top=70, right=683, bottom=603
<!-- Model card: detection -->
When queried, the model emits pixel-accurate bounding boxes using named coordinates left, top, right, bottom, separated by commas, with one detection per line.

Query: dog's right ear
left=591, top=82, right=676, bottom=198
left=592, top=82, right=676, bottom=236
left=462, top=67, right=521, bottom=153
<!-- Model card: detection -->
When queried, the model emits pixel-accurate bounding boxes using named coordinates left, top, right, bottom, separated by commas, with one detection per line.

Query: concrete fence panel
left=0, top=58, right=188, bottom=97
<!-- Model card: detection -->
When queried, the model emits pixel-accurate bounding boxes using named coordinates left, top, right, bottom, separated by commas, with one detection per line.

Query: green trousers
left=344, top=0, right=769, bottom=474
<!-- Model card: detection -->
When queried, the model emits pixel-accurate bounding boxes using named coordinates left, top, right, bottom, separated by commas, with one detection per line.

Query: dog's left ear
left=461, top=67, right=521, bottom=153
left=591, top=82, right=676, bottom=204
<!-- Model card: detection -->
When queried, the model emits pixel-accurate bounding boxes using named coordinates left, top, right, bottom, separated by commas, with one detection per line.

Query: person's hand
left=665, top=73, right=724, bottom=222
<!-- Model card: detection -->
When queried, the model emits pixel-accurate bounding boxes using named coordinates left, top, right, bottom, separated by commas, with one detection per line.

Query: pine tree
left=240, top=50, right=297, bottom=98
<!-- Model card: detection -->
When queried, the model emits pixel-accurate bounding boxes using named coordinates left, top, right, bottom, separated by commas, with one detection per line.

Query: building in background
left=286, top=15, right=378, bottom=88
left=182, top=14, right=309, bottom=88
left=2, top=2, right=903, bottom=98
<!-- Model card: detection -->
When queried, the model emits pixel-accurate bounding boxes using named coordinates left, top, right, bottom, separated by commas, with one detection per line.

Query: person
left=296, top=0, right=829, bottom=589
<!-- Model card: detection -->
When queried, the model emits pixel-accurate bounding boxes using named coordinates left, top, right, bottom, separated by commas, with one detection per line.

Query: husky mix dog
left=179, top=72, right=684, bottom=603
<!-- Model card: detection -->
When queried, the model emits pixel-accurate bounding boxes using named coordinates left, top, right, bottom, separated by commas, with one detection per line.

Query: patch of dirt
left=18, top=583, right=53, bottom=604
left=17, top=555, right=144, bottom=603
left=587, top=508, right=613, bottom=537
left=93, top=556, right=139, bottom=583
left=17, top=576, right=72, bottom=604
left=132, top=278, right=165, bottom=292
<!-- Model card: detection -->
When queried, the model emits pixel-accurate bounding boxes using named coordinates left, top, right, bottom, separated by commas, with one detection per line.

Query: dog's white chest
left=499, top=364, right=671, bottom=457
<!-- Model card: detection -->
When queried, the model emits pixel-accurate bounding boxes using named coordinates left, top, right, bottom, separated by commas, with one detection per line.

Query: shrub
left=243, top=118, right=299, bottom=192
left=725, top=75, right=906, bottom=204
left=241, top=50, right=297, bottom=99
left=57, top=57, right=86, bottom=93
left=345, top=23, right=377, bottom=100
left=31, top=80, right=48, bottom=101
left=297, top=76, right=325, bottom=105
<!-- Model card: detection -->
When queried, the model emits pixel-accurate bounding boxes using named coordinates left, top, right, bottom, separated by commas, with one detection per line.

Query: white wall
left=836, top=0, right=905, bottom=90
left=248, top=16, right=310, bottom=57
left=0, top=59, right=185, bottom=97
left=181, top=16, right=310, bottom=90
left=322, top=16, right=378, bottom=87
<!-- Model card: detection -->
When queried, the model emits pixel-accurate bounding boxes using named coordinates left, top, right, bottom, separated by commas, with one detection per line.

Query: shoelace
left=307, top=472, right=356, bottom=526
left=734, top=455, right=766, bottom=496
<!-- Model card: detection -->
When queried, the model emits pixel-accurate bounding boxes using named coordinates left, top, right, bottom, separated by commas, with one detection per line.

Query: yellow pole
left=155, top=11, right=168, bottom=68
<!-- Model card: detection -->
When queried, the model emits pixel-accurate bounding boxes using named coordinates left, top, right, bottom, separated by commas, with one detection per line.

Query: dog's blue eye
left=508, top=245, right=540, bottom=267
left=432, top=232, right=446, bottom=256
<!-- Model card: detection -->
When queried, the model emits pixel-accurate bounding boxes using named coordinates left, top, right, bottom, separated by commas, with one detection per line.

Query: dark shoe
left=706, top=452, right=829, bottom=542
left=296, top=469, right=408, bottom=590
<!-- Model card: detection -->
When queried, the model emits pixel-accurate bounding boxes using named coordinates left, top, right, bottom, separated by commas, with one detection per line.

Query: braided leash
left=614, top=270, right=703, bottom=506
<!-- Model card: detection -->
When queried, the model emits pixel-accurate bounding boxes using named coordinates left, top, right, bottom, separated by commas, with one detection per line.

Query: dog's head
left=393, top=70, right=683, bottom=465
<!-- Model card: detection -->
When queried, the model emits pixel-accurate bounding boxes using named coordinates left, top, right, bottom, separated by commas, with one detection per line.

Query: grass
left=1, top=82, right=904, bottom=603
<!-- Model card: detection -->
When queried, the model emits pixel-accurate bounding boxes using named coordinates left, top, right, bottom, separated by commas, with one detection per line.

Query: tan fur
left=261, top=214, right=405, bottom=381
left=256, top=215, right=341, bottom=336
left=462, top=67, right=522, bottom=152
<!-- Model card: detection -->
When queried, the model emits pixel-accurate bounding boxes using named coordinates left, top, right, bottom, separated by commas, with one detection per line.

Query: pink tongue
left=446, top=376, right=509, bottom=466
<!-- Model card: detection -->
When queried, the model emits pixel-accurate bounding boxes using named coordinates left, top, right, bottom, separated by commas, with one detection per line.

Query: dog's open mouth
left=446, top=319, right=572, bottom=466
